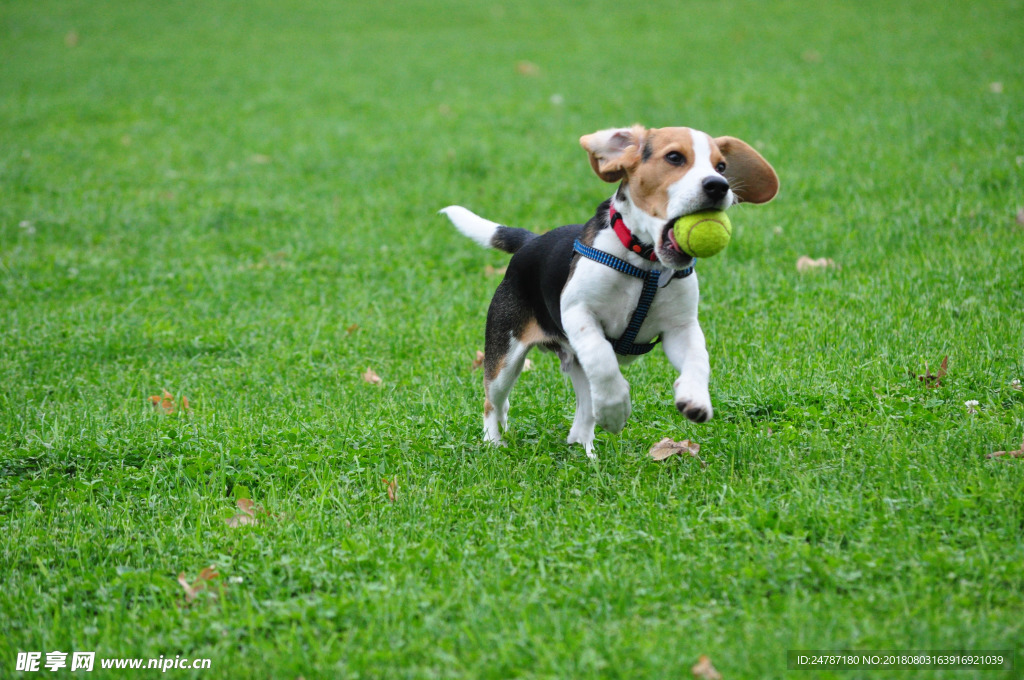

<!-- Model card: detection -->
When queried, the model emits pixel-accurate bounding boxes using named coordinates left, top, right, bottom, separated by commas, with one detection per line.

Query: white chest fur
left=560, top=228, right=701, bottom=364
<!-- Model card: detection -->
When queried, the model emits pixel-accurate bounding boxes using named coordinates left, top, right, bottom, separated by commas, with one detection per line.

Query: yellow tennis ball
left=673, top=210, right=732, bottom=258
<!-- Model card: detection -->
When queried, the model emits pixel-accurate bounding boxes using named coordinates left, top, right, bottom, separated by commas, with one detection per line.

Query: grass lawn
left=2, top=0, right=1023, bottom=677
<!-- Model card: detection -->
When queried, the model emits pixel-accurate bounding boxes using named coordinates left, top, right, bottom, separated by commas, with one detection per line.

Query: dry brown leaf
left=346, top=323, right=360, bottom=335
left=225, top=513, right=257, bottom=528
left=796, top=256, right=836, bottom=272
left=177, top=566, right=218, bottom=603
left=649, top=437, right=706, bottom=467
left=225, top=498, right=262, bottom=528
left=149, top=390, right=190, bottom=414
left=383, top=478, right=397, bottom=502
left=914, top=355, right=948, bottom=388
left=515, top=60, right=540, bottom=76
left=484, top=264, right=507, bottom=277
left=149, top=390, right=174, bottom=413
left=691, top=654, right=722, bottom=680
left=986, top=437, right=1024, bottom=459
left=471, top=351, right=485, bottom=370
left=362, top=368, right=382, bottom=385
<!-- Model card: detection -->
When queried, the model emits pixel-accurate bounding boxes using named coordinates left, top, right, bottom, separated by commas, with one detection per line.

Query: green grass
left=2, top=0, right=1023, bottom=677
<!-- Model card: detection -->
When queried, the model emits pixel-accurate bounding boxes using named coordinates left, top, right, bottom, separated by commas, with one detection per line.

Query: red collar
left=609, top=204, right=657, bottom=262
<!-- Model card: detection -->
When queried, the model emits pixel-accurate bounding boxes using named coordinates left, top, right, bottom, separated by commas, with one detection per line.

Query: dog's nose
left=702, top=176, right=730, bottom=201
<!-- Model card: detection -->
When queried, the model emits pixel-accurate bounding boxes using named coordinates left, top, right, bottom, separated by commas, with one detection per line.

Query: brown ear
left=579, top=125, right=645, bottom=183
left=714, top=136, right=779, bottom=204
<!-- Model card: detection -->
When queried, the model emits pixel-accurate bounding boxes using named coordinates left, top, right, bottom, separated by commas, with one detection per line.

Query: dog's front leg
left=562, top=306, right=631, bottom=433
left=661, top=321, right=713, bottom=423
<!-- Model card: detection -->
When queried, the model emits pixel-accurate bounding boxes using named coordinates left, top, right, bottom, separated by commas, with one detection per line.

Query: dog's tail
left=439, top=206, right=536, bottom=255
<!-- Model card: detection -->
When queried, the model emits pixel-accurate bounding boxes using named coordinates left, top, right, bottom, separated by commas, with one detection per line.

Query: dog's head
left=580, top=125, right=778, bottom=268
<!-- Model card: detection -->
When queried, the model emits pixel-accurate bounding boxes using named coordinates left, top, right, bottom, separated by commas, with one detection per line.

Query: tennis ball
left=673, top=211, right=732, bottom=258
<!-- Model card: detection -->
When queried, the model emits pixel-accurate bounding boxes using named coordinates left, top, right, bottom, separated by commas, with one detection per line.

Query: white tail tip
left=440, top=205, right=501, bottom=248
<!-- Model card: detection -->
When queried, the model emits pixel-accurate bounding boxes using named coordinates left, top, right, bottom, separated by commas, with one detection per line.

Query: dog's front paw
left=593, top=378, right=631, bottom=433
left=676, top=399, right=713, bottom=423
left=674, top=377, right=712, bottom=423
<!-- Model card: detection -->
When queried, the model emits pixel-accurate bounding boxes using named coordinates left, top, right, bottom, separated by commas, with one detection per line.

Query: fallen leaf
left=515, top=60, right=540, bottom=76
left=148, top=390, right=190, bottom=414
left=471, top=351, right=485, bottom=370
left=691, top=654, right=722, bottom=680
left=224, top=513, right=257, bottom=528
left=383, top=478, right=396, bottom=502
left=177, top=566, right=218, bottom=603
left=484, top=264, right=507, bottom=277
left=796, top=256, right=836, bottom=272
left=346, top=323, right=360, bottom=335
left=225, top=498, right=262, bottom=528
left=913, top=355, right=948, bottom=388
left=362, top=368, right=383, bottom=385
left=986, top=436, right=1024, bottom=459
left=649, top=437, right=706, bottom=467
left=149, top=390, right=174, bottom=413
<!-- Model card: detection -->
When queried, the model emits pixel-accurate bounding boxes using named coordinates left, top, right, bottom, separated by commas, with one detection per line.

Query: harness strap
left=572, top=239, right=695, bottom=356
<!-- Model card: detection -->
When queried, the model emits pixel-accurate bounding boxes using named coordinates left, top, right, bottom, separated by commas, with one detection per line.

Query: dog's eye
left=715, top=162, right=727, bottom=173
left=665, top=151, right=686, bottom=166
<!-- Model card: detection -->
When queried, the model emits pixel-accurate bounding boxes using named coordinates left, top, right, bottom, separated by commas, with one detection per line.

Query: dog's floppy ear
left=579, top=125, right=645, bottom=183
left=713, top=136, right=779, bottom=204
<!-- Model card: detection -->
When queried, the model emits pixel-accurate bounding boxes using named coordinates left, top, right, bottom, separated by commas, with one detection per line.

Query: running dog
left=441, top=125, right=778, bottom=456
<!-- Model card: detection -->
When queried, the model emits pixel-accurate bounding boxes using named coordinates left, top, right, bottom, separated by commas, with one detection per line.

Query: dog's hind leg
left=483, top=338, right=530, bottom=447
left=560, top=351, right=597, bottom=458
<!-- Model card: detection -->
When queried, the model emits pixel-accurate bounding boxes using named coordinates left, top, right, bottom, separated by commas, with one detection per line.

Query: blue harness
left=572, top=239, right=695, bottom=356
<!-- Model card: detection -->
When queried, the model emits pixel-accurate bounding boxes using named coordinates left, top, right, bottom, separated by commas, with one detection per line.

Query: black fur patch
left=485, top=199, right=613, bottom=363
left=491, top=226, right=537, bottom=254
left=641, top=138, right=653, bottom=162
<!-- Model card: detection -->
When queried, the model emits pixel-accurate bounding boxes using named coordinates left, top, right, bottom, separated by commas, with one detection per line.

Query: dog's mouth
left=658, top=218, right=694, bottom=268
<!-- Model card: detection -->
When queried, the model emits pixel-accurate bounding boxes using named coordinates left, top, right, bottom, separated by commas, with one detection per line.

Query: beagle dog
left=441, top=125, right=778, bottom=457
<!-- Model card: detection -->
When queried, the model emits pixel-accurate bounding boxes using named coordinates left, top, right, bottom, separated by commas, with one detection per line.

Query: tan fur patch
left=627, top=127, right=704, bottom=218
left=519, top=318, right=554, bottom=347
left=484, top=355, right=506, bottom=383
